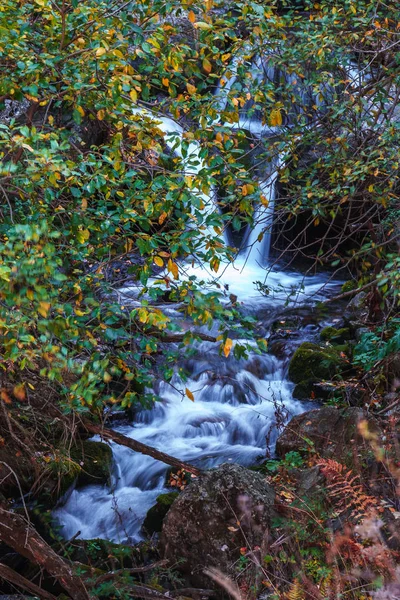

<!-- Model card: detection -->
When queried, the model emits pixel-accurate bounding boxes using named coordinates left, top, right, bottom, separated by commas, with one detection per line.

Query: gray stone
left=161, top=463, right=276, bottom=587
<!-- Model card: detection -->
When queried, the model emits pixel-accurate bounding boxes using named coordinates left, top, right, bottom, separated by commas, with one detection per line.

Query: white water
left=54, top=339, right=310, bottom=543
left=53, top=63, right=341, bottom=544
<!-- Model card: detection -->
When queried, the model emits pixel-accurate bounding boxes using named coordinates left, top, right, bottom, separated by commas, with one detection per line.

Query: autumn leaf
left=1, top=389, right=12, bottom=404
left=186, top=83, right=196, bottom=95
left=154, top=256, right=164, bottom=267
left=223, top=338, right=233, bottom=358
left=269, top=108, right=282, bottom=126
left=185, top=388, right=194, bottom=401
left=203, top=58, right=212, bottom=73
left=167, top=259, right=179, bottom=279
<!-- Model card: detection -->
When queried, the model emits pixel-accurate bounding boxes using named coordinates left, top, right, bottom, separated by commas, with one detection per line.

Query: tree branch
left=84, top=421, right=202, bottom=477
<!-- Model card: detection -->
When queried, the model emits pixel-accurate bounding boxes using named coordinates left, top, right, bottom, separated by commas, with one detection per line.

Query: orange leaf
left=13, top=384, right=26, bottom=401
left=223, top=338, right=233, bottom=358
left=185, top=388, right=195, bottom=401
left=1, top=389, right=12, bottom=404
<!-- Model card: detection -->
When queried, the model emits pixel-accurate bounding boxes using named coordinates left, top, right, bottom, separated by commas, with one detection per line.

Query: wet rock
left=288, top=342, right=346, bottom=386
left=276, top=406, right=378, bottom=465
left=143, top=492, right=179, bottom=535
left=161, top=463, right=276, bottom=587
left=345, top=291, right=368, bottom=321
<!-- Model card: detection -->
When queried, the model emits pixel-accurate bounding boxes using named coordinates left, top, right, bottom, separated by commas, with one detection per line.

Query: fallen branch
left=94, top=559, right=168, bottom=585
left=0, top=506, right=90, bottom=600
left=322, top=280, right=376, bottom=304
left=84, top=422, right=202, bottom=477
left=0, top=562, right=57, bottom=600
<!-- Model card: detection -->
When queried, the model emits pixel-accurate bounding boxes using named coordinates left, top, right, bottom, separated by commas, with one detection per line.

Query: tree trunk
left=84, top=422, right=202, bottom=477
left=0, top=506, right=90, bottom=600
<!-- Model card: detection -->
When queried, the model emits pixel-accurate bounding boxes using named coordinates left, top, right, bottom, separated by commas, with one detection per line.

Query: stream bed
left=53, top=262, right=341, bottom=543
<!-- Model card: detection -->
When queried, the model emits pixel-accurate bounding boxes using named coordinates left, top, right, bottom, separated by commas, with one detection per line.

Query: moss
left=143, top=492, right=179, bottom=535
left=341, top=280, right=357, bottom=293
left=70, top=440, right=113, bottom=487
left=320, top=326, right=351, bottom=343
left=288, top=342, right=345, bottom=385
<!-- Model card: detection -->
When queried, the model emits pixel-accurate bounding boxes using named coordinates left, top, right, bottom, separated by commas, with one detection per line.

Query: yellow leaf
left=95, top=47, right=106, bottom=57
left=76, top=229, right=90, bottom=244
left=97, top=109, right=106, bottom=120
left=186, top=83, right=196, bottom=95
left=154, top=256, right=164, bottom=267
left=76, top=105, right=85, bottom=117
left=130, top=89, right=138, bottom=102
left=185, top=388, right=194, bottom=401
left=168, top=259, right=179, bottom=279
left=81, top=198, right=88, bottom=210
left=203, top=58, right=212, bottom=74
left=162, top=77, right=170, bottom=87
left=193, top=21, right=212, bottom=30
left=138, top=308, right=148, bottom=323
left=188, top=10, right=196, bottom=23
left=223, top=338, right=233, bottom=358
left=26, top=289, right=34, bottom=300
left=38, top=301, right=51, bottom=317
left=269, top=108, right=282, bottom=126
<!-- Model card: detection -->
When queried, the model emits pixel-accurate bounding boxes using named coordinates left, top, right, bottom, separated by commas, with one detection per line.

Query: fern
left=317, top=459, right=379, bottom=522
left=286, top=578, right=305, bottom=600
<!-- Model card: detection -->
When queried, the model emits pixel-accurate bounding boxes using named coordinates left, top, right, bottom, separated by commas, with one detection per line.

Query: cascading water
left=53, top=55, right=341, bottom=544
left=239, top=155, right=282, bottom=267
left=54, top=340, right=310, bottom=542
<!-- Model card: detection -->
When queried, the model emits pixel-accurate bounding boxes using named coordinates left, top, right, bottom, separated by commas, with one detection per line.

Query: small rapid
left=54, top=331, right=310, bottom=543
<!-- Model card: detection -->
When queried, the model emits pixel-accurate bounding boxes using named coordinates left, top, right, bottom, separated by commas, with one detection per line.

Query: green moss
left=320, top=326, right=351, bottom=343
left=341, top=280, right=357, bottom=293
left=143, top=492, right=179, bottom=535
left=288, top=342, right=345, bottom=384
left=70, top=440, right=113, bottom=486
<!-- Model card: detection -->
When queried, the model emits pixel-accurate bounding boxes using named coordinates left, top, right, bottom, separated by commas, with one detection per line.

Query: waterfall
left=239, top=155, right=282, bottom=267
left=52, top=56, right=343, bottom=545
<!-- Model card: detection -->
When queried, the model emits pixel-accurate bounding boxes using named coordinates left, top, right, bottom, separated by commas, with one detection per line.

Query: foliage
left=354, top=319, right=400, bottom=371
left=0, top=0, right=399, bottom=414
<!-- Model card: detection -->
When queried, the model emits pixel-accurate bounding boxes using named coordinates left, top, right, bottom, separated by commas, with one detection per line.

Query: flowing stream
left=53, top=59, right=341, bottom=543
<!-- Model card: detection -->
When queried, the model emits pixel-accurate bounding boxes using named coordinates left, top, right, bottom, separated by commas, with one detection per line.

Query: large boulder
left=160, top=463, right=276, bottom=587
left=276, top=406, right=378, bottom=465
left=288, top=342, right=346, bottom=384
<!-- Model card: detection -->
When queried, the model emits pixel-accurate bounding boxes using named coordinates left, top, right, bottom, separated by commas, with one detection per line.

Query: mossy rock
left=320, top=326, right=351, bottom=343
left=288, top=342, right=345, bottom=385
left=70, top=440, right=113, bottom=487
left=143, top=492, right=179, bottom=535
left=292, top=380, right=315, bottom=399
